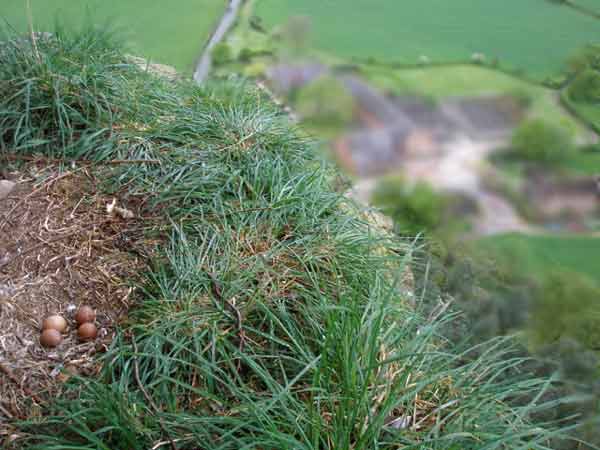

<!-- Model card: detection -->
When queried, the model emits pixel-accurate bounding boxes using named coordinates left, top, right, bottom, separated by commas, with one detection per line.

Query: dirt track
left=194, top=0, right=243, bottom=83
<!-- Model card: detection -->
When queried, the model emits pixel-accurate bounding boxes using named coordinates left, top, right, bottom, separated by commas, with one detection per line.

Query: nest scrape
left=0, top=161, right=155, bottom=435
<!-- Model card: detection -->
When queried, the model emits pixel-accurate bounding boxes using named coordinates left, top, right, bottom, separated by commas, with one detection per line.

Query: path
left=193, top=0, right=243, bottom=84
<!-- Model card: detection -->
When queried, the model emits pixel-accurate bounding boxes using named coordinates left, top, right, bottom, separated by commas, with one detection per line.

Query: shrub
left=529, top=271, right=600, bottom=351
left=249, top=15, right=266, bottom=33
left=211, top=42, right=232, bottom=66
left=568, top=68, right=600, bottom=104
left=238, top=47, right=253, bottom=63
left=511, top=119, right=575, bottom=164
left=371, top=177, right=446, bottom=235
left=242, top=61, right=267, bottom=78
left=295, top=75, right=355, bottom=125
left=567, top=44, right=600, bottom=75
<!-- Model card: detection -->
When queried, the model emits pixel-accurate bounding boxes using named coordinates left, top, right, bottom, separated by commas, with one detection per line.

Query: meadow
left=478, top=233, right=600, bottom=285
left=1, top=0, right=225, bottom=72
left=255, top=0, right=599, bottom=79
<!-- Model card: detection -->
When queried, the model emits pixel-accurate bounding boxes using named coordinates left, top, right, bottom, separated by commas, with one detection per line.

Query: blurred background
left=2, top=0, right=600, bottom=444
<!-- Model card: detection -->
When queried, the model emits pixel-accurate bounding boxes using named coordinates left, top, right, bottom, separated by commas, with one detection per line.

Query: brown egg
left=40, top=329, right=62, bottom=348
left=78, top=323, right=98, bottom=341
left=42, top=314, right=68, bottom=333
left=75, top=305, right=96, bottom=325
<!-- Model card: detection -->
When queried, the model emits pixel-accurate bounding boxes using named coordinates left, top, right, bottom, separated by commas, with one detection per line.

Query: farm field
left=572, top=0, right=600, bottom=15
left=0, top=0, right=225, bottom=72
left=478, top=233, right=600, bottom=285
left=254, top=0, right=599, bottom=79
left=362, top=64, right=590, bottom=138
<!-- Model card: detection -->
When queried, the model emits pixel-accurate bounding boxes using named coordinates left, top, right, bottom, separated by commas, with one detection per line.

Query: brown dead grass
left=0, top=160, right=158, bottom=439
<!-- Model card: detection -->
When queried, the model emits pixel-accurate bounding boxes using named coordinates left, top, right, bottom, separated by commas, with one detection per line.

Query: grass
left=562, top=147, right=600, bottom=174
left=478, top=233, right=600, bottom=286
left=0, top=29, right=592, bottom=449
left=253, top=0, right=600, bottom=80
left=0, top=0, right=225, bottom=73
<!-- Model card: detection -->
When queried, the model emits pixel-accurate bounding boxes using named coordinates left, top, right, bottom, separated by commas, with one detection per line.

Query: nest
left=0, top=160, right=157, bottom=440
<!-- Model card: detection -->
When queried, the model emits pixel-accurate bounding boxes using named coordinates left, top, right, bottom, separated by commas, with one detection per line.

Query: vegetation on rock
left=371, top=177, right=447, bottom=236
left=0, top=30, right=590, bottom=449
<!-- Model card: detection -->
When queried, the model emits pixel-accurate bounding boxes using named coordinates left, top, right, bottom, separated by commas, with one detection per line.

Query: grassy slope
left=254, top=0, right=600, bottom=79
left=0, top=30, right=584, bottom=449
left=1, top=0, right=225, bottom=73
left=479, top=233, right=600, bottom=285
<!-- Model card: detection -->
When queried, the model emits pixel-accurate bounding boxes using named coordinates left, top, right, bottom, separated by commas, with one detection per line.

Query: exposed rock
left=0, top=180, right=16, bottom=200
left=126, top=55, right=179, bottom=81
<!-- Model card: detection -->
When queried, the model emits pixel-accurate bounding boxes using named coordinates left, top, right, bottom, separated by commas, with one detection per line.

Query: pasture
left=255, top=0, right=600, bottom=79
left=1, top=0, right=225, bottom=72
left=478, top=233, right=600, bottom=285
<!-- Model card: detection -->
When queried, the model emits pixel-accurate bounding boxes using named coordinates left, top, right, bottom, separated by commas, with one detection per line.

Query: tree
left=295, top=75, right=355, bottom=126
left=529, top=271, right=600, bottom=351
left=211, top=42, right=232, bottom=66
left=568, top=68, right=600, bottom=104
left=371, top=177, right=446, bottom=236
left=511, top=119, right=574, bottom=164
left=567, top=44, right=600, bottom=74
left=238, top=47, right=254, bottom=63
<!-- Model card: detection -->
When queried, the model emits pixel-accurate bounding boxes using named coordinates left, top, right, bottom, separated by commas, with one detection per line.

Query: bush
left=371, top=177, right=446, bottom=235
left=242, top=61, right=267, bottom=78
left=211, top=42, right=232, bottom=66
left=567, top=44, right=600, bottom=75
left=295, top=75, right=355, bottom=125
left=511, top=119, right=575, bottom=164
left=568, top=68, right=600, bottom=104
left=238, top=47, right=254, bottom=63
left=529, top=271, right=600, bottom=351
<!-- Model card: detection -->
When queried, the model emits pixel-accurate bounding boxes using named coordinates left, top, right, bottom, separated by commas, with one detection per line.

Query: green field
left=1, top=0, right=225, bottom=72
left=255, top=0, right=600, bottom=79
left=479, top=233, right=600, bottom=284
left=572, top=0, right=600, bottom=15
left=563, top=149, right=600, bottom=173
left=362, top=64, right=590, bottom=137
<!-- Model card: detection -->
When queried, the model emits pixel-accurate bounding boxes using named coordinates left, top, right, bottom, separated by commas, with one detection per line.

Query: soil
left=0, top=160, right=157, bottom=441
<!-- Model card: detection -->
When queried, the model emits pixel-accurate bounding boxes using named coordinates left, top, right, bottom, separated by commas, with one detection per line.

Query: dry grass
left=0, top=159, right=158, bottom=439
